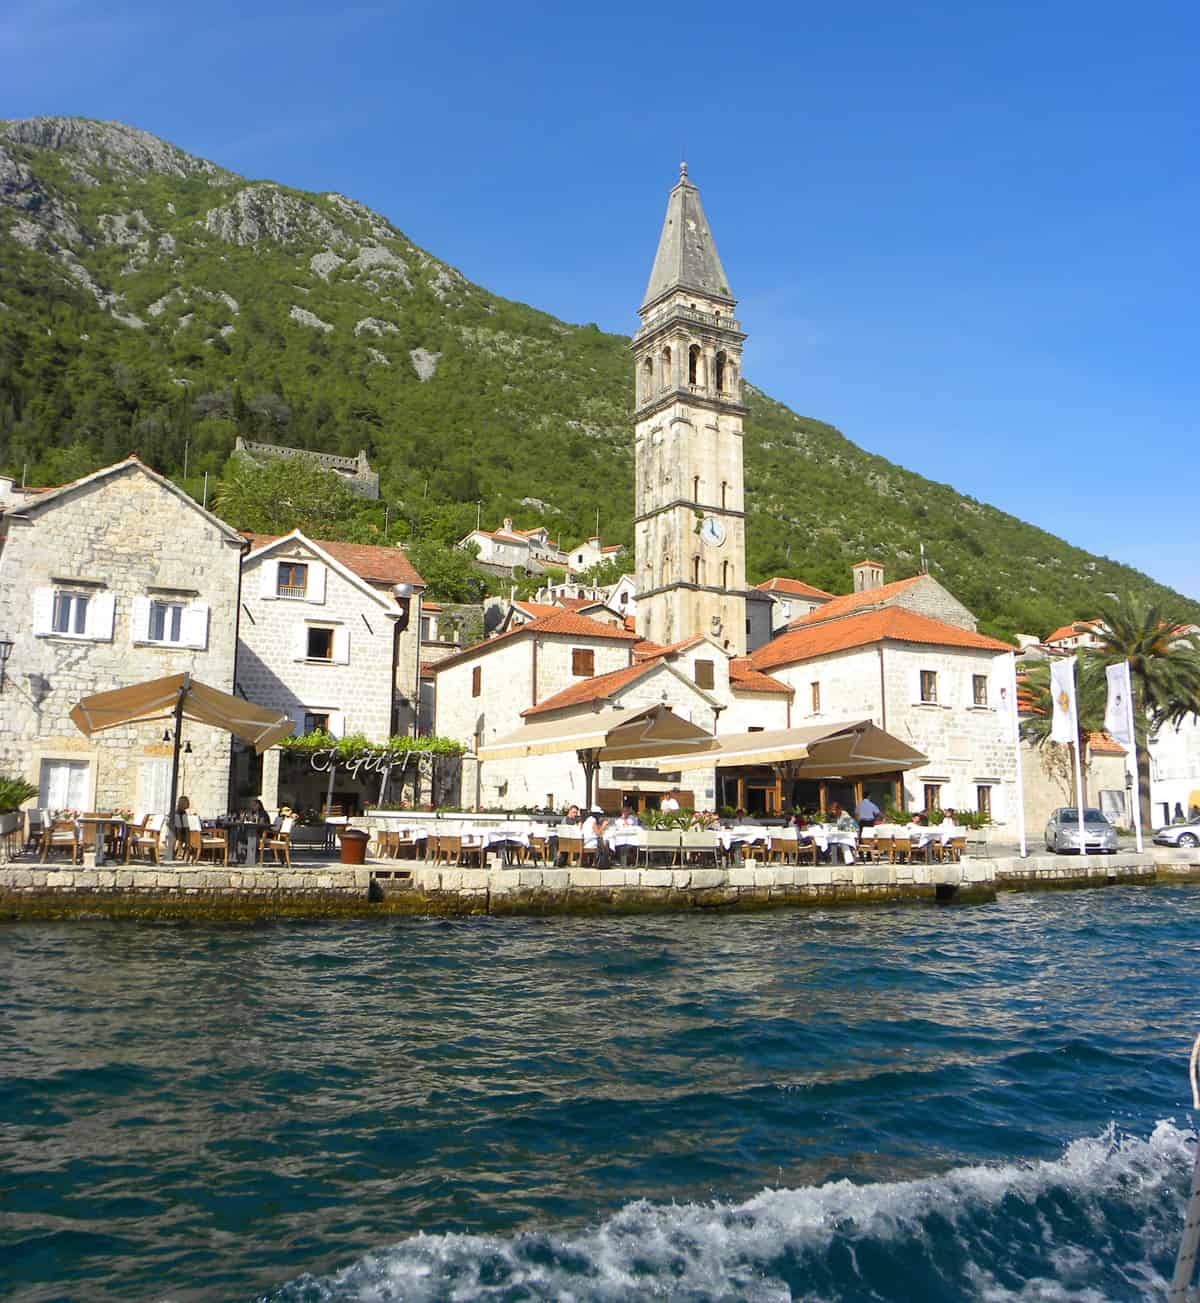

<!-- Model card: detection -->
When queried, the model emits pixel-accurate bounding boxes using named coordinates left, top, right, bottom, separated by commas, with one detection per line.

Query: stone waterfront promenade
left=1, top=850, right=1196, bottom=921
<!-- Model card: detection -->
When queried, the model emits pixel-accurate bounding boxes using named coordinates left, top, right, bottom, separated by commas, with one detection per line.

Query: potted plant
left=0, top=776, right=37, bottom=852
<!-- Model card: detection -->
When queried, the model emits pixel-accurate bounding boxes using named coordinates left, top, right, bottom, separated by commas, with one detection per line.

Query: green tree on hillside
left=211, top=455, right=375, bottom=539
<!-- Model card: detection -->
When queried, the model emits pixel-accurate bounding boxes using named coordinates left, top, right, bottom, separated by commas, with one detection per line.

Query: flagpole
left=1071, top=734, right=1088, bottom=862
left=1126, top=670, right=1144, bottom=853
left=1008, top=653, right=1027, bottom=857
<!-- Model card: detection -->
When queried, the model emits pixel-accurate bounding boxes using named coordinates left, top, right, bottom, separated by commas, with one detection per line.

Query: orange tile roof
left=1088, top=731, right=1126, bottom=756
left=523, top=661, right=657, bottom=716
left=854, top=558, right=885, bottom=567
left=245, top=533, right=423, bottom=587
left=556, top=597, right=592, bottom=610
left=601, top=543, right=625, bottom=553
left=623, top=615, right=637, bottom=633
left=513, top=601, right=562, bottom=619
left=751, top=606, right=1014, bottom=671
left=1045, top=620, right=1100, bottom=644
left=633, top=634, right=707, bottom=661
left=785, top=575, right=926, bottom=629
left=430, top=607, right=640, bottom=672
left=729, top=658, right=793, bottom=695
left=754, top=577, right=834, bottom=600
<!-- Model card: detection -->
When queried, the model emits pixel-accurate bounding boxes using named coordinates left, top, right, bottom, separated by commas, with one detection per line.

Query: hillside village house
left=457, top=518, right=567, bottom=572
left=0, top=457, right=244, bottom=816
left=238, top=531, right=424, bottom=814
left=568, top=535, right=627, bottom=573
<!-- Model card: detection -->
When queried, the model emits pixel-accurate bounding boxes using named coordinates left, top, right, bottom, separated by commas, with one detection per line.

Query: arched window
left=661, top=346, right=672, bottom=390
left=692, top=555, right=701, bottom=585
left=688, top=344, right=701, bottom=386
left=721, top=480, right=728, bottom=508
left=693, top=474, right=700, bottom=501
left=721, top=561, right=729, bottom=589
left=640, top=357, right=653, bottom=403
left=714, top=351, right=727, bottom=392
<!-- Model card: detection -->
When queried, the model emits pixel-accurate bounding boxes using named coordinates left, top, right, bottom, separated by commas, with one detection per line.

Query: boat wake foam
left=265, top=1120, right=1196, bottom=1302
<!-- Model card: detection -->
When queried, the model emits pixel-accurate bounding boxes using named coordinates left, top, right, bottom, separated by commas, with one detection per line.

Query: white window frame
left=150, top=600, right=184, bottom=644
left=34, top=587, right=114, bottom=642
left=53, top=590, right=89, bottom=636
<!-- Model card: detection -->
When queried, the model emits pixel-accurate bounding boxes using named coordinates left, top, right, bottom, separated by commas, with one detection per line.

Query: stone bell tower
left=633, top=163, right=749, bottom=653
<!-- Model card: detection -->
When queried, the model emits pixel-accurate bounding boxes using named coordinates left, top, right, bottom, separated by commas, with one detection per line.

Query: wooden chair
left=127, top=814, right=166, bottom=864
left=524, top=834, right=548, bottom=865
left=40, top=819, right=81, bottom=865
left=262, top=817, right=295, bottom=867
left=793, top=836, right=818, bottom=866
left=196, top=817, right=229, bottom=866
left=557, top=834, right=583, bottom=867
left=944, top=835, right=966, bottom=863
left=890, top=835, right=911, bottom=865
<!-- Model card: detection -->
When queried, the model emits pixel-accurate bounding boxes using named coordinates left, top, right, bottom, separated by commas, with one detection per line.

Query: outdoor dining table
left=78, top=815, right=127, bottom=866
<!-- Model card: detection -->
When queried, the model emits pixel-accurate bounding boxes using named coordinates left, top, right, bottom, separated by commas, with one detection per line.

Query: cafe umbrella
left=70, top=672, right=294, bottom=857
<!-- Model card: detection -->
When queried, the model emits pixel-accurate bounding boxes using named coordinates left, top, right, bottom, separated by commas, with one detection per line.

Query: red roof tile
left=751, top=607, right=1013, bottom=671
left=1045, top=620, right=1100, bottom=644
left=785, top=575, right=925, bottom=629
left=633, top=634, right=707, bottom=662
left=754, top=577, right=834, bottom=600
left=729, top=658, right=793, bottom=695
left=1088, top=731, right=1126, bottom=756
left=245, top=533, right=423, bottom=587
left=523, top=661, right=658, bottom=716
left=430, top=607, right=641, bottom=672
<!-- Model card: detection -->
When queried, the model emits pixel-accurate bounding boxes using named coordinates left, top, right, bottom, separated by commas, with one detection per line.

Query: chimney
left=852, top=559, right=884, bottom=592
left=503, top=516, right=513, bottom=533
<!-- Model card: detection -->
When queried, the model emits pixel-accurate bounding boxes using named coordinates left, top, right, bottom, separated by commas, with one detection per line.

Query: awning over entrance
left=651, top=719, right=927, bottom=776
left=478, top=703, right=713, bottom=763
left=477, top=704, right=714, bottom=808
left=70, top=672, right=294, bottom=753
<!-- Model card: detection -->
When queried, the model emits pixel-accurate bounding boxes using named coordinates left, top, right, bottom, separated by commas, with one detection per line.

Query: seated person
left=828, top=802, right=859, bottom=834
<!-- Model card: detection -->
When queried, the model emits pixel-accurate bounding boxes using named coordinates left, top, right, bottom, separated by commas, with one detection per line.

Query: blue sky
left=5, top=0, right=1199, bottom=598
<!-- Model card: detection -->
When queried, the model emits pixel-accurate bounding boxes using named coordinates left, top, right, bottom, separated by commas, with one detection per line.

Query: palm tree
left=1019, top=658, right=1107, bottom=806
left=1085, top=593, right=1200, bottom=832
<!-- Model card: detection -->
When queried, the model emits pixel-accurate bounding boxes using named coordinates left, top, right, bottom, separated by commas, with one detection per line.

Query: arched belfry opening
left=688, top=344, right=702, bottom=387
left=715, top=350, right=727, bottom=393
left=660, top=346, right=672, bottom=390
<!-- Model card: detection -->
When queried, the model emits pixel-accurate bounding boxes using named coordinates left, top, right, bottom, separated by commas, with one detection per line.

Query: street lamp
left=0, top=637, right=12, bottom=692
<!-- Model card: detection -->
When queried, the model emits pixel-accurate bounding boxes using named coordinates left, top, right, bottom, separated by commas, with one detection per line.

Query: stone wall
left=0, top=461, right=243, bottom=817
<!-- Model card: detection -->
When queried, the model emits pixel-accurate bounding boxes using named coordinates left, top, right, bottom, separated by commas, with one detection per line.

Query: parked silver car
left=1044, top=807, right=1118, bottom=854
left=1153, top=815, right=1200, bottom=848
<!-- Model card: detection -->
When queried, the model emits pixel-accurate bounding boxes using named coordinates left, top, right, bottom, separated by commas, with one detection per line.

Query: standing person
left=855, top=793, right=881, bottom=827
left=615, top=804, right=640, bottom=865
left=581, top=806, right=611, bottom=868
left=661, top=793, right=680, bottom=815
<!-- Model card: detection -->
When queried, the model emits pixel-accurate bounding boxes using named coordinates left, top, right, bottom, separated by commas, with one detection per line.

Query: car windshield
left=1059, top=809, right=1109, bottom=824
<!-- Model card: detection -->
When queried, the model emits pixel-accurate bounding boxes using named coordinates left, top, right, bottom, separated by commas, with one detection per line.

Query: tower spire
left=641, top=163, right=732, bottom=311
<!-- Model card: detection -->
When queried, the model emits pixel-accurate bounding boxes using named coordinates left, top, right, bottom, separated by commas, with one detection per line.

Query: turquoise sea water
left=2, top=887, right=1199, bottom=1301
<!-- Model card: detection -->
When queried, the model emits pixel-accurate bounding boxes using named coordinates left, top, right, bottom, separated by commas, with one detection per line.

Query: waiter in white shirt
left=660, top=794, right=680, bottom=814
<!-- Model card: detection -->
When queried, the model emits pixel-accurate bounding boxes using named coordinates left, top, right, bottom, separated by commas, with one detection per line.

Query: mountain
left=0, top=115, right=1193, bottom=638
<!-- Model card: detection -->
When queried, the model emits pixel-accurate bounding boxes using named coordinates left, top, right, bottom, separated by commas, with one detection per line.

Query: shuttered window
left=572, top=648, right=595, bottom=677
left=472, top=666, right=482, bottom=697
left=694, top=659, right=714, bottom=689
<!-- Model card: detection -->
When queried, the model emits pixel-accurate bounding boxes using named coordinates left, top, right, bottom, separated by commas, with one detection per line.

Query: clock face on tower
left=699, top=516, right=726, bottom=547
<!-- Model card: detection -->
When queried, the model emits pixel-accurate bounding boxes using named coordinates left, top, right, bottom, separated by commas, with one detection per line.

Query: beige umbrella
left=478, top=703, right=714, bottom=808
left=71, top=673, right=293, bottom=857
left=651, top=718, right=927, bottom=776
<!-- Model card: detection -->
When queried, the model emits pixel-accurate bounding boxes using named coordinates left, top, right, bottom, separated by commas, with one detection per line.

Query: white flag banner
left=1104, top=661, right=1134, bottom=746
left=1049, top=656, right=1078, bottom=745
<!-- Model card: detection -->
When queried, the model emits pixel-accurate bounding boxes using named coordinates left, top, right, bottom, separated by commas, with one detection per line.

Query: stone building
left=750, top=602, right=1018, bottom=819
left=0, top=456, right=244, bottom=816
left=457, top=518, right=567, bottom=572
left=233, top=436, right=380, bottom=498
left=633, top=164, right=752, bottom=654
left=238, top=531, right=424, bottom=811
left=432, top=609, right=643, bottom=809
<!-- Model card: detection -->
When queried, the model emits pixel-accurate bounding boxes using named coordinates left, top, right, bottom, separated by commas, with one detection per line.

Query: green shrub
left=0, top=776, right=37, bottom=811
